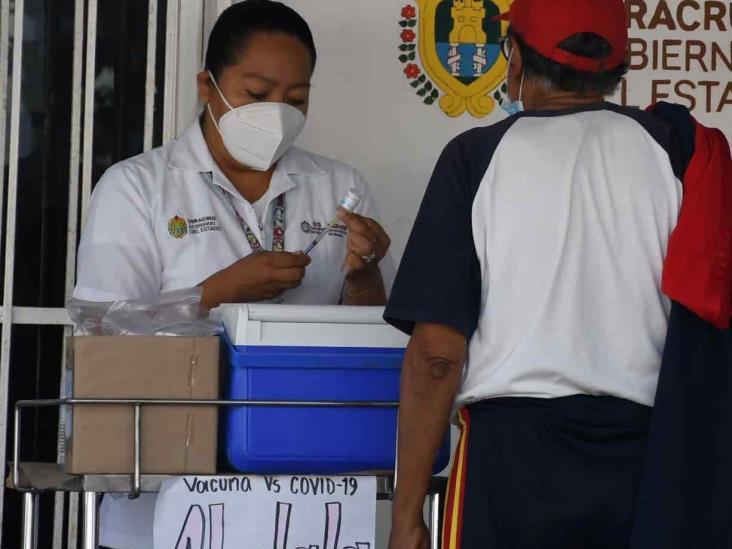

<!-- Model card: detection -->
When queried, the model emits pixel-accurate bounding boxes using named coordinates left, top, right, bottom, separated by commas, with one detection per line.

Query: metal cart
left=10, top=398, right=447, bottom=549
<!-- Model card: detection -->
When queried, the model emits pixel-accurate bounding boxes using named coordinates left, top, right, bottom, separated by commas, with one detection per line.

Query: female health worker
left=74, top=2, right=393, bottom=547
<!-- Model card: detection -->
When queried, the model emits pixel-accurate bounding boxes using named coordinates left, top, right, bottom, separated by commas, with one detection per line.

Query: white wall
left=287, top=0, right=500, bottom=261
left=285, top=0, right=732, bottom=261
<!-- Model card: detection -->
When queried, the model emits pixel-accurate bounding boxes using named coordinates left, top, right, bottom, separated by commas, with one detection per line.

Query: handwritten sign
left=153, top=475, right=376, bottom=549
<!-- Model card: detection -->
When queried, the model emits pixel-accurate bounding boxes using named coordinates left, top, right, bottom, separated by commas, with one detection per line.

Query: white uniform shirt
left=73, top=122, right=393, bottom=549
left=75, top=121, right=392, bottom=304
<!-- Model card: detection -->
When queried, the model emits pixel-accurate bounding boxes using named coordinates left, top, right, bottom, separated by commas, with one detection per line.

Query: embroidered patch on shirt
left=167, top=216, right=188, bottom=239
left=187, top=216, right=222, bottom=235
left=167, top=215, right=222, bottom=238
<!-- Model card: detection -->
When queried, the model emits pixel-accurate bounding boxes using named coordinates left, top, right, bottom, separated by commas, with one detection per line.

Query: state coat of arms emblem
left=167, top=215, right=188, bottom=239
left=398, top=0, right=511, bottom=117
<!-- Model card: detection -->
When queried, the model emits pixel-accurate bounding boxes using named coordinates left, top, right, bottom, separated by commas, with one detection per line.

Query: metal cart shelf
left=9, top=398, right=447, bottom=549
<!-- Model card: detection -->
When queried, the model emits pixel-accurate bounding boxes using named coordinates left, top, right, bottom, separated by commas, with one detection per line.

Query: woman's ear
left=197, top=71, right=212, bottom=104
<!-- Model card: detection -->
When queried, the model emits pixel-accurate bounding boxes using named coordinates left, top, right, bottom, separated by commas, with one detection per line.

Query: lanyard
left=218, top=187, right=286, bottom=253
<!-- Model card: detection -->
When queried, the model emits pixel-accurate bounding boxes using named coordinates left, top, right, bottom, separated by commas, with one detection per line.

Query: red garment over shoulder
left=662, top=122, right=732, bottom=329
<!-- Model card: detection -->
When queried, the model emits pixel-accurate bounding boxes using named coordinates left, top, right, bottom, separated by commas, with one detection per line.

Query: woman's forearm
left=343, top=268, right=387, bottom=305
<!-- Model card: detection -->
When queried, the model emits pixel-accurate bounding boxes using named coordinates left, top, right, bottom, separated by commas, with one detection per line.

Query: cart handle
left=13, top=398, right=399, bottom=497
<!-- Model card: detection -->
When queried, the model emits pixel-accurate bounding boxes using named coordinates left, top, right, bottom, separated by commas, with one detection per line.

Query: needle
left=303, top=216, right=340, bottom=255
left=303, top=190, right=361, bottom=256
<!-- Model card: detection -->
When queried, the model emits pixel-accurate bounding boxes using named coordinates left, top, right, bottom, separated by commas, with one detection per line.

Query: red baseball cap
left=495, top=0, right=628, bottom=72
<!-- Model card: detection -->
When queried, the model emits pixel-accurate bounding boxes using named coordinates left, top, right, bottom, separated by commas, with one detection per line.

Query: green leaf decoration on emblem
left=408, top=52, right=416, bottom=60
left=410, top=80, right=421, bottom=88
left=399, top=20, right=408, bottom=27
left=417, top=87, right=428, bottom=97
left=407, top=20, right=416, bottom=27
left=425, top=82, right=433, bottom=91
left=399, top=44, right=409, bottom=51
left=424, top=96, right=435, bottom=105
left=417, top=75, right=426, bottom=84
left=431, top=89, right=439, bottom=98
left=399, top=54, right=408, bottom=63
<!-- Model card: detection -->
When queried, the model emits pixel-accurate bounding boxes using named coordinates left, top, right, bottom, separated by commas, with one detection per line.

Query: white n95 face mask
left=207, top=71, right=306, bottom=171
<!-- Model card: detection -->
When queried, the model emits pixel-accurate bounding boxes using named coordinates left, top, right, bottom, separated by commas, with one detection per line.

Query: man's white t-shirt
left=73, top=122, right=393, bottom=549
left=386, top=103, right=683, bottom=409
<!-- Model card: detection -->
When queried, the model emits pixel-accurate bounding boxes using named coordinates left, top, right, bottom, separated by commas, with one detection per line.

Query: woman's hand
left=388, top=518, right=430, bottom=549
left=200, top=251, right=310, bottom=308
left=337, top=209, right=390, bottom=305
left=337, top=209, right=391, bottom=277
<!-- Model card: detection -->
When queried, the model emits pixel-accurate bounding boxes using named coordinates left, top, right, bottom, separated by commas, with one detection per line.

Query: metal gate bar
left=0, top=0, right=26, bottom=531
left=56, top=0, right=87, bottom=544
left=144, top=0, right=160, bottom=152
left=80, top=0, right=98, bottom=223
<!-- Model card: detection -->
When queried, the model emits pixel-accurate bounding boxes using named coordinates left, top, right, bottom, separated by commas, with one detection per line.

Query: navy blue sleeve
left=384, top=120, right=514, bottom=338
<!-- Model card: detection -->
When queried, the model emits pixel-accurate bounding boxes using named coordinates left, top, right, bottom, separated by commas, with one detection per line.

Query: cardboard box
left=65, top=336, right=219, bottom=475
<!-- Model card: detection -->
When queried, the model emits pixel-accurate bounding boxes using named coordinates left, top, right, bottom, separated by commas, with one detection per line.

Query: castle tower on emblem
left=450, top=0, right=487, bottom=44
left=448, top=0, right=488, bottom=77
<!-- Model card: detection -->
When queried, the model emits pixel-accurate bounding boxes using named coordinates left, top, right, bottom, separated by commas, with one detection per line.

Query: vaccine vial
left=339, top=189, right=361, bottom=213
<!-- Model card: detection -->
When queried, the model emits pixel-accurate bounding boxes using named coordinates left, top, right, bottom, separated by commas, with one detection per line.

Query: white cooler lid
left=213, top=304, right=409, bottom=348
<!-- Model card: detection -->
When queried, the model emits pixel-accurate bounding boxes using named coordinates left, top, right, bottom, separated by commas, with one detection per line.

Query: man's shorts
left=442, top=395, right=652, bottom=549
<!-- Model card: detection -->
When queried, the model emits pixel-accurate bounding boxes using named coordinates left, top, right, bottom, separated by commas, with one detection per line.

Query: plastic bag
left=66, top=287, right=223, bottom=336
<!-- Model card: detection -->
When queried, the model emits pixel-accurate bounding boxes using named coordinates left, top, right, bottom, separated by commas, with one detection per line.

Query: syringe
left=303, top=189, right=361, bottom=256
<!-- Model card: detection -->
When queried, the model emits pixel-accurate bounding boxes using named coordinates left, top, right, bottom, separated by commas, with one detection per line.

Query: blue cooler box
left=218, top=304, right=450, bottom=474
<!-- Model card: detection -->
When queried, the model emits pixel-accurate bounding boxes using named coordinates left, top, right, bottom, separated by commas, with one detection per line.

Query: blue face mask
left=501, top=98, right=525, bottom=116
left=501, top=49, right=525, bottom=116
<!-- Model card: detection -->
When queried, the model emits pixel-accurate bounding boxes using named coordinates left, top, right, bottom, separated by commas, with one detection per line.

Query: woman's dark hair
left=509, top=28, right=628, bottom=96
left=205, top=0, right=317, bottom=79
